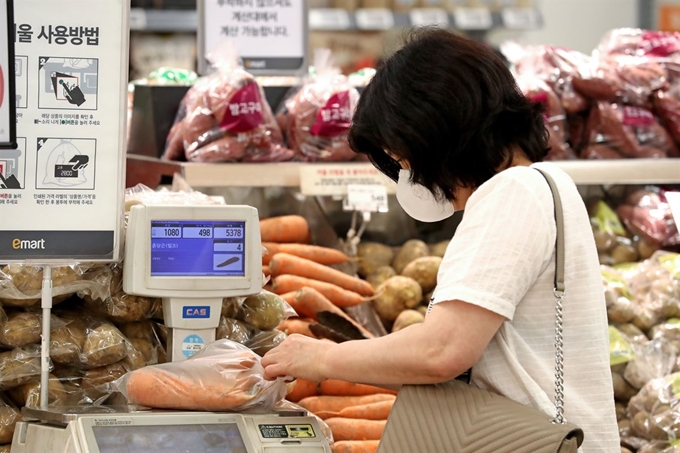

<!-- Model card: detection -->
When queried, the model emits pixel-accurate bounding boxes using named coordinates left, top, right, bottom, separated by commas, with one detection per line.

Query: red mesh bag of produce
left=583, top=102, right=677, bottom=159
left=162, top=45, right=294, bottom=163
left=281, top=50, right=360, bottom=162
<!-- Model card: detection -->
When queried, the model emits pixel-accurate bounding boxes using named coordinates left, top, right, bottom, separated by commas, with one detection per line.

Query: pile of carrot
left=285, top=378, right=396, bottom=453
left=260, top=217, right=389, bottom=452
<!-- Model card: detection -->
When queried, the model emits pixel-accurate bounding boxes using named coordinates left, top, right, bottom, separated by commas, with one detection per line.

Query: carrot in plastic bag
left=118, top=339, right=287, bottom=412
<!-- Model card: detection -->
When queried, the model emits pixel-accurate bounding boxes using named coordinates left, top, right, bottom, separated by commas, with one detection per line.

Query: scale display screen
left=150, top=220, right=246, bottom=277
left=93, top=423, right=248, bottom=453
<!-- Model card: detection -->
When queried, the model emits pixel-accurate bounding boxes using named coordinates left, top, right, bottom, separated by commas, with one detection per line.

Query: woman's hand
left=262, top=334, right=334, bottom=382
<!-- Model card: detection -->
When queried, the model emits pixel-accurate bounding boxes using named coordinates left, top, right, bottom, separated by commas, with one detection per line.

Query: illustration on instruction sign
left=0, top=138, right=27, bottom=189
left=38, top=57, right=99, bottom=110
left=15, top=56, right=28, bottom=109
left=36, top=138, right=96, bottom=190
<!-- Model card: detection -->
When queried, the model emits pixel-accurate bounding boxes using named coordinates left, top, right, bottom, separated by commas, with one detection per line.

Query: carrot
left=337, top=400, right=394, bottom=420
left=297, top=394, right=395, bottom=415
left=270, top=253, right=374, bottom=296
left=262, top=243, right=350, bottom=266
left=331, top=440, right=380, bottom=453
left=279, top=291, right=298, bottom=306
left=289, top=288, right=374, bottom=338
left=260, top=216, right=309, bottom=243
left=286, top=378, right=319, bottom=403
left=278, top=319, right=316, bottom=338
left=319, top=380, right=396, bottom=397
left=272, top=275, right=366, bottom=308
left=262, top=265, right=271, bottom=276
left=325, top=418, right=387, bottom=441
left=126, top=361, right=258, bottom=410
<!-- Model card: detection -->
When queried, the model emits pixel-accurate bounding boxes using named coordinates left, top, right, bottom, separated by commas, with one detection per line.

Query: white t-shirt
left=431, top=162, right=619, bottom=453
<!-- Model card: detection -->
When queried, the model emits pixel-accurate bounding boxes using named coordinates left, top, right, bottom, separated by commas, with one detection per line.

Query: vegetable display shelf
left=126, top=155, right=680, bottom=191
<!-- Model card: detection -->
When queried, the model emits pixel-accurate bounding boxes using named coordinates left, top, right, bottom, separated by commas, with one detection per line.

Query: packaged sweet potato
left=617, top=190, right=680, bottom=247
left=162, top=44, right=294, bottom=163
left=584, top=102, right=675, bottom=158
left=282, top=49, right=360, bottom=162
left=519, top=77, right=575, bottom=160
left=653, top=84, right=680, bottom=146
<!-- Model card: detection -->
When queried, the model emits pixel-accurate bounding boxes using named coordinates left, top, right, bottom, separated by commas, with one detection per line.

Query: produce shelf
left=129, top=7, right=542, bottom=32
left=126, top=155, right=680, bottom=191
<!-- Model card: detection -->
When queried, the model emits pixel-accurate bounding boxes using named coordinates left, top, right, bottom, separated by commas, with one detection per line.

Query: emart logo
left=12, top=238, right=46, bottom=250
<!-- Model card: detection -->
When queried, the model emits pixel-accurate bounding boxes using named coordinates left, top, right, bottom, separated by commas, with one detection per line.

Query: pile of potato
left=357, top=239, right=448, bottom=332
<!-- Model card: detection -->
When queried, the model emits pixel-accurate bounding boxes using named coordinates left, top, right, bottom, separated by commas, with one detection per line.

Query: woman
left=262, top=29, right=619, bottom=453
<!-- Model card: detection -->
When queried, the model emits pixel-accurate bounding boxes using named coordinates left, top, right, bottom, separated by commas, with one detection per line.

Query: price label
left=355, top=9, right=394, bottom=30
left=129, top=8, right=148, bottom=30
left=501, top=7, right=540, bottom=30
left=454, top=7, right=493, bottom=30
left=344, top=184, right=389, bottom=213
left=309, top=8, right=351, bottom=30
left=410, top=8, right=449, bottom=27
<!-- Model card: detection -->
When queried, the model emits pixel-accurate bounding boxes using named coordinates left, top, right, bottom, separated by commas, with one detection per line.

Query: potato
left=374, top=276, right=423, bottom=322
left=81, top=324, right=127, bottom=368
left=238, top=291, right=288, bottom=331
left=121, top=340, right=148, bottom=371
left=612, top=373, right=638, bottom=402
left=632, top=410, right=651, bottom=438
left=50, top=316, right=87, bottom=366
left=0, top=349, right=41, bottom=390
left=637, top=237, right=659, bottom=260
left=0, top=445, right=10, bottom=453
left=633, top=310, right=661, bottom=333
left=0, top=402, right=20, bottom=444
left=401, top=257, right=442, bottom=293
left=392, top=310, right=425, bottom=333
left=616, top=323, right=648, bottom=343
left=8, top=374, right=68, bottom=407
left=366, top=266, right=396, bottom=289
left=430, top=241, right=449, bottom=258
left=608, top=298, right=635, bottom=324
left=615, top=402, right=627, bottom=421
left=0, top=265, right=79, bottom=307
left=618, top=418, right=632, bottom=437
left=392, top=240, right=429, bottom=274
left=0, top=312, right=41, bottom=348
left=118, top=321, right=156, bottom=342
left=612, top=243, right=640, bottom=264
left=221, top=297, right=240, bottom=318
left=216, top=318, right=251, bottom=344
left=84, top=293, right=156, bottom=324
left=246, top=330, right=286, bottom=356
left=82, top=363, right=127, bottom=402
left=416, top=306, right=428, bottom=316
left=593, top=230, right=617, bottom=253
left=357, top=242, right=394, bottom=277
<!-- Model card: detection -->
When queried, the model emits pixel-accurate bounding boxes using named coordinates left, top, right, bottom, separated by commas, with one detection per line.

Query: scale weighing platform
left=10, top=204, right=332, bottom=453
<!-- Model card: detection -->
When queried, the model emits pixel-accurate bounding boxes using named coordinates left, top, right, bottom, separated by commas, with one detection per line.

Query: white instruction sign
left=198, top=0, right=308, bottom=76
left=299, top=164, right=395, bottom=197
left=0, top=0, right=129, bottom=262
left=0, top=0, right=15, bottom=147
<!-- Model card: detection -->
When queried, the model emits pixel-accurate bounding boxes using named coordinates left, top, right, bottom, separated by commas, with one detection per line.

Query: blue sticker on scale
left=182, top=334, right=205, bottom=358
left=182, top=306, right=210, bottom=319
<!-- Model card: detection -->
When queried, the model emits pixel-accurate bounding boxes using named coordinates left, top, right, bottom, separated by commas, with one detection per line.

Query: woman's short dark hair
left=348, top=28, right=549, bottom=201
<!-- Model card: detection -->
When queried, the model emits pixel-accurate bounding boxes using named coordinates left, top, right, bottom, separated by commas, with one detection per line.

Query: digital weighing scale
left=11, top=204, right=332, bottom=453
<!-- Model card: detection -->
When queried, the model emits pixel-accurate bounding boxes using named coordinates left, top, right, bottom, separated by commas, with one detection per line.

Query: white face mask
left=396, top=169, right=455, bottom=223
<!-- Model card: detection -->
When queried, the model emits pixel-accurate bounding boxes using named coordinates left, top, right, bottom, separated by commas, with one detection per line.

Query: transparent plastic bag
left=81, top=266, right=160, bottom=324
left=246, top=330, right=287, bottom=357
left=624, top=339, right=676, bottom=390
left=237, top=290, right=296, bottom=331
left=282, top=49, right=360, bottom=162
left=162, top=43, right=293, bottom=163
left=0, top=394, right=20, bottom=444
left=216, top=317, right=252, bottom=345
left=0, top=346, right=43, bottom=391
left=0, top=310, right=42, bottom=349
left=0, top=263, right=110, bottom=308
left=653, top=84, right=680, bottom=146
left=8, top=373, right=70, bottom=408
left=628, top=373, right=680, bottom=443
left=618, top=191, right=680, bottom=247
left=116, top=339, right=288, bottom=412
